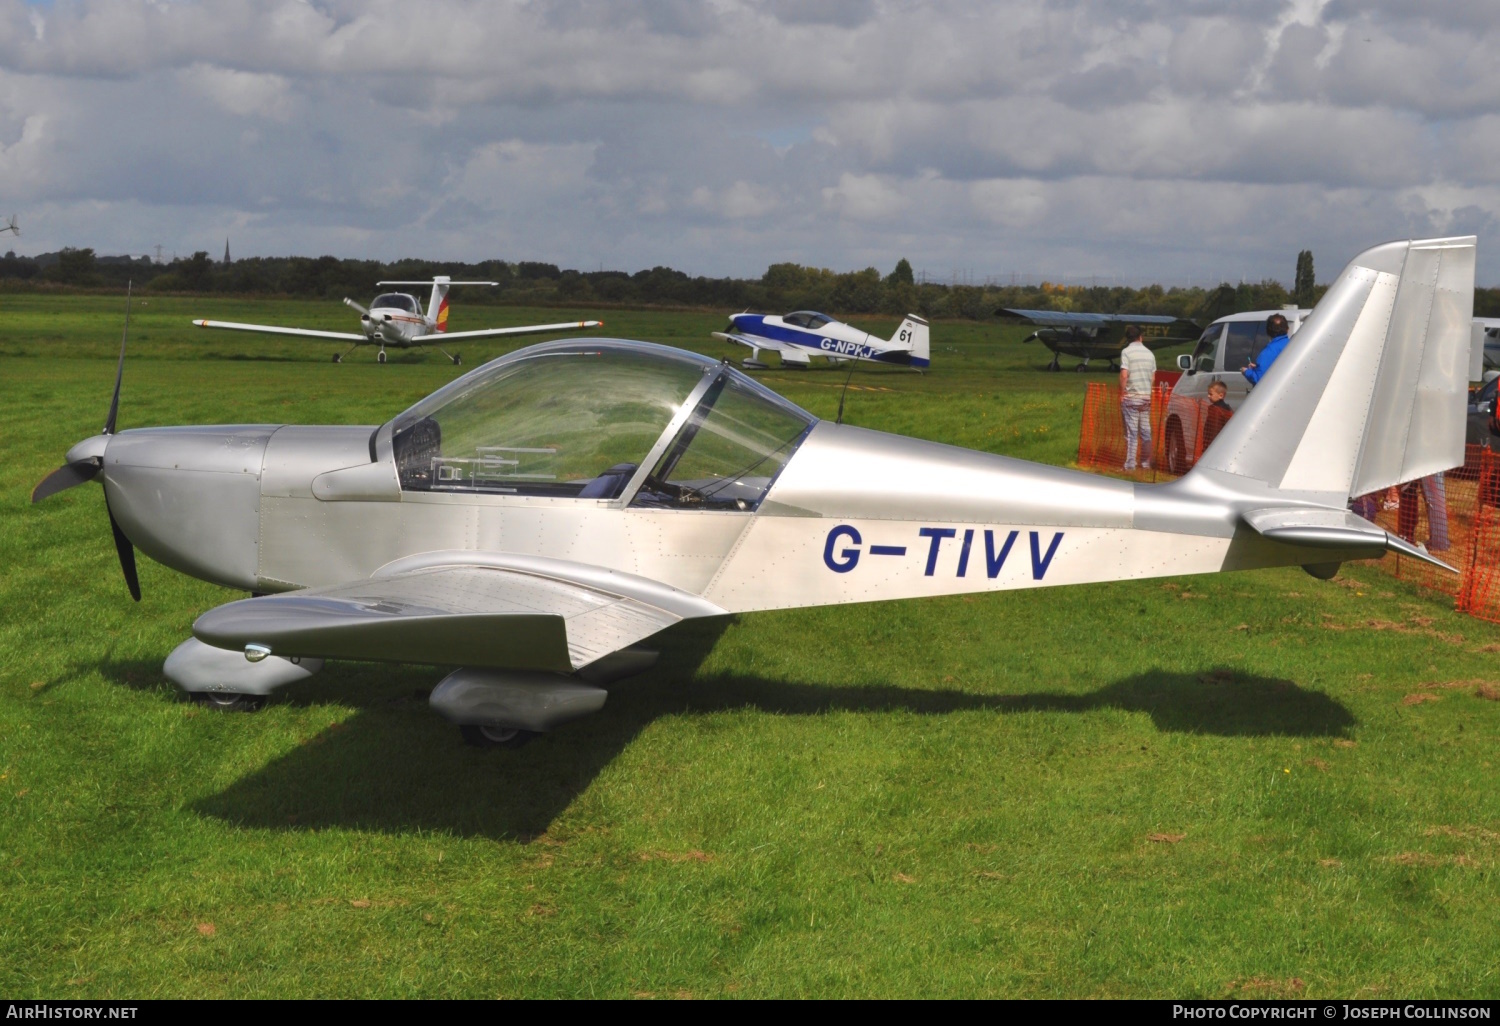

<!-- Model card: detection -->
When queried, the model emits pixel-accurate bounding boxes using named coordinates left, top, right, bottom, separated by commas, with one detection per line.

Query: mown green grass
left=1, top=295, right=1498, bottom=998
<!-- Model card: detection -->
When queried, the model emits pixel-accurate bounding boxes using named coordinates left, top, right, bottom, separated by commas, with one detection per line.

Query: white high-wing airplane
left=33, top=237, right=1478, bottom=750
left=193, top=275, right=602, bottom=365
left=713, top=310, right=929, bottom=370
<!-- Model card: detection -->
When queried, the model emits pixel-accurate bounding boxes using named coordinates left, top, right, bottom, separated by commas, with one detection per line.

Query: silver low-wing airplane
left=34, top=237, right=1477, bottom=749
left=193, top=275, right=602, bottom=365
left=713, top=310, right=929, bottom=370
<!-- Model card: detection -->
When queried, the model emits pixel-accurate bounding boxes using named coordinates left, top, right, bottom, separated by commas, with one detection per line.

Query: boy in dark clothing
left=1202, top=380, right=1233, bottom=448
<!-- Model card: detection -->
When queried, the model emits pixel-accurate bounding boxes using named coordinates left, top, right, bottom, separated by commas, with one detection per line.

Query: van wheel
left=1165, top=416, right=1188, bottom=475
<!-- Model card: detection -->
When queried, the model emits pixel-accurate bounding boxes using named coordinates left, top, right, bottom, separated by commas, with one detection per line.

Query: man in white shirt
left=1118, top=325, right=1156, bottom=470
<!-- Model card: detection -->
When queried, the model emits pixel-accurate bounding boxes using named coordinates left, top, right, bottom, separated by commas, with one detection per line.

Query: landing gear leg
left=1046, top=354, right=1061, bottom=372
left=1075, top=358, right=1090, bottom=373
left=436, top=347, right=462, bottom=366
left=334, top=341, right=359, bottom=364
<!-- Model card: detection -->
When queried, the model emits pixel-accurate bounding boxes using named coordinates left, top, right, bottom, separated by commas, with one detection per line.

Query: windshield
left=372, top=293, right=418, bottom=312
left=632, top=371, right=815, bottom=511
left=784, top=311, right=832, bottom=329
left=1192, top=324, right=1223, bottom=371
left=389, top=341, right=713, bottom=498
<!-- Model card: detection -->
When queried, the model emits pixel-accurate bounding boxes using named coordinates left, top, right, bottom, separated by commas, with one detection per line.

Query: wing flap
left=193, top=564, right=691, bottom=671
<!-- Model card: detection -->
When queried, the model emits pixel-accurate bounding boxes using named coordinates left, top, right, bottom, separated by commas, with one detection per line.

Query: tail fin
left=1193, top=236, right=1476, bottom=502
left=427, top=275, right=452, bottom=328
left=891, top=314, right=929, bottom=368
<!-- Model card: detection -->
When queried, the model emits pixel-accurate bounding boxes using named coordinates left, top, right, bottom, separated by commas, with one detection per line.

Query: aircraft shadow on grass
left=93, top=619, right=1355, bottom=841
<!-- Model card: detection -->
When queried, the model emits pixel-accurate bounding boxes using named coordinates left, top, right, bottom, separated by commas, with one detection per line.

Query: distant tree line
left=8, top=246, right=1500, bottom=322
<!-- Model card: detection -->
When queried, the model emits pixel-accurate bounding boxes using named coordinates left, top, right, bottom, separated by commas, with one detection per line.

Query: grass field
left=2, top=293, right=1498, bottom=999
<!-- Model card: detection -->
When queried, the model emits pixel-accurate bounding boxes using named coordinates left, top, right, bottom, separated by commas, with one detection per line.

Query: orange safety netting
left=1077, top=381, right=1202, bottom=480
left=1457, top=447, right=1500, bottom=621
left=1354, top=451, right=1483, bottom=600
left=1076, top=384, right=1496, bottom=617
left=1086, top=381, right=1176, bottom=480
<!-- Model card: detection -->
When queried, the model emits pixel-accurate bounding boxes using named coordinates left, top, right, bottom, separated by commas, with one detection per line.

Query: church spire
left=223, top=237, right=231, bottom=266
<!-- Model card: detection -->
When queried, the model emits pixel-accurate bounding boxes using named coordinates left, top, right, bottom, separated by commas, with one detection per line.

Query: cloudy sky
left=3, top=0, right=1499, bottom=284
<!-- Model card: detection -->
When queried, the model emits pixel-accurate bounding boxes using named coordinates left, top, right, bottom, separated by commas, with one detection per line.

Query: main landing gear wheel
left=451, top=353, right=462, bottom=366
left=460, top=724, right=539, bottom=749
left=377, top=350, right=388, bottom=364
left=190, top=691, right=266, bottom=713
left=1074, top=363, right=1089, bottom=372
left=331, top=353, right=342, bottom=363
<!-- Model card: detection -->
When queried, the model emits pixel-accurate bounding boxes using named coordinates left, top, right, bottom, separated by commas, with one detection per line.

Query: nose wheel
left=377, top=349, right=388, bottom=364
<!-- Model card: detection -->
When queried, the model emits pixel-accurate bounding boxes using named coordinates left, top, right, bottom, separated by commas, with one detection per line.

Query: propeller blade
left=31, top=458, right=102, bottom=504
left=105, top=495, right=142, bottom=602
left=343, top=297, right=370, bottom=316
left=103, top=282, right=133, bottom=435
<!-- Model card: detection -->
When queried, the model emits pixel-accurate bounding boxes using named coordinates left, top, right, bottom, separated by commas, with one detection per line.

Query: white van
left=1162, top=306, right=1309, bottom=474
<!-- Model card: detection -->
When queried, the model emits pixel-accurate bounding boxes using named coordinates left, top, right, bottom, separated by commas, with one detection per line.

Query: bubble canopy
left=388, top=339, right=816, bottom=510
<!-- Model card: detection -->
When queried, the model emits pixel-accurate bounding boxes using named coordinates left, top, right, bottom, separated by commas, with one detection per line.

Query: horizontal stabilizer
left=378, top=280, right=499, bottom=287
left=1241, top=507, right=1456, bottom=573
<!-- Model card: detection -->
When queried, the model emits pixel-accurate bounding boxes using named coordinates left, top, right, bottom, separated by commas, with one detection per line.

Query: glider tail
left=1191, top=236, right=1478, bottom=504
left=891, top=314, right=929, bottom=368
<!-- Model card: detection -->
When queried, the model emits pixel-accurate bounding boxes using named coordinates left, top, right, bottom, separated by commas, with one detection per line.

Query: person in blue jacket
left=1243, top=312, right=1291, bottom=385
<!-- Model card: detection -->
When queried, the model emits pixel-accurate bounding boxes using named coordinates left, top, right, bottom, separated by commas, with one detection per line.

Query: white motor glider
left=194, top=275, right=602, bottom=365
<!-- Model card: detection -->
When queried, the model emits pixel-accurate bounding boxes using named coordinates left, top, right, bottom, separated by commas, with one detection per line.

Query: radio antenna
left=834, top=357, right=859, bottom=425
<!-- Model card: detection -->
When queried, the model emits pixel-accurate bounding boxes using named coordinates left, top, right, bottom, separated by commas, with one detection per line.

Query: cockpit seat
left=576, top=463, right=638, bottom=499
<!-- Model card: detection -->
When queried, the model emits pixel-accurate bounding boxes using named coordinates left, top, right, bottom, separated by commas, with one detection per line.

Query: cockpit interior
left=782, top=311, right=834, bottom=330
left=389, top=340, right=816, bottom=511
left=371, top=293, right=421, bottom=313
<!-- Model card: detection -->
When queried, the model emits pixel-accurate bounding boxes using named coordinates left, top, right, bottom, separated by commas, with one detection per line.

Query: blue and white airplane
left=713, top=310, right=930, bottom=370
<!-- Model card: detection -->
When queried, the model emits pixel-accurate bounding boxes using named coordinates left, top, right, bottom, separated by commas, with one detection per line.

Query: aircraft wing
left=999, top=309, right=1196, bottom=331
left=193, top=319, right=367, bottom=342
left=711, top=330, right=792, bottom=353
left=192, top=556, right=725, bottom=673
left=412, top=320, right=603, bottom=343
